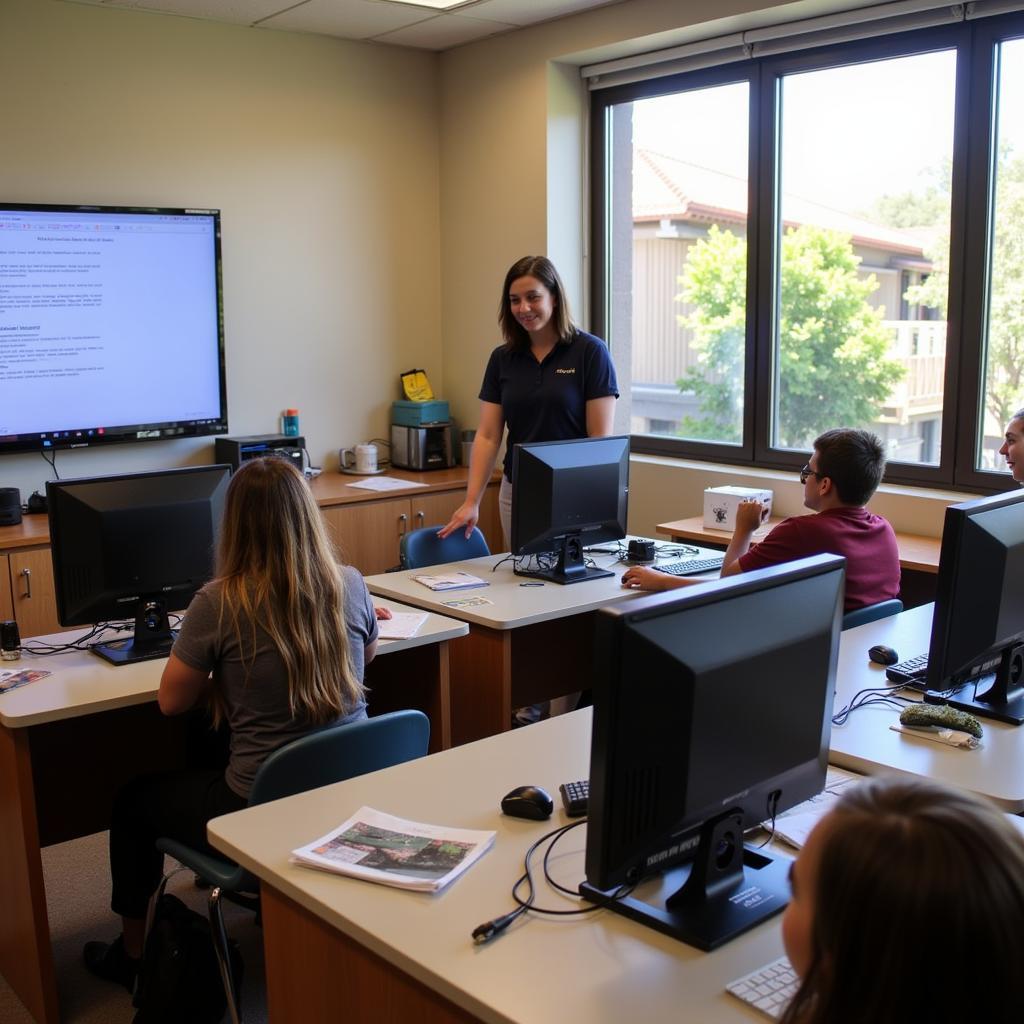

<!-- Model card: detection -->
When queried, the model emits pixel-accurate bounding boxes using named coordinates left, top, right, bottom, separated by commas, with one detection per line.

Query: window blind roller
left=581, top=0, right=1024, bottom=90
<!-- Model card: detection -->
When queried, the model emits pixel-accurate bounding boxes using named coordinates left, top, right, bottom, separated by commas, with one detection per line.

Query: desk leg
left=262, top=886, right=479, bottom=1023
left=0, top=725, right=59, bottom=1024
left=365, top=641, right=452, bottom=753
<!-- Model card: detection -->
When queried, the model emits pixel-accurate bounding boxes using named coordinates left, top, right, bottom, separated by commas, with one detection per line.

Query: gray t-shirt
left=172, top=564, right=377, bottom=798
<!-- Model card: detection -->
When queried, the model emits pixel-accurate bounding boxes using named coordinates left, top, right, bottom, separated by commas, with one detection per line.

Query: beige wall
left=1, top=0, right=440, bottom=498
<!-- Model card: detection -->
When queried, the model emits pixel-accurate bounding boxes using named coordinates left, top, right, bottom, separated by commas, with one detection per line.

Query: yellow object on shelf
left=401, top=368, right=435, bottom=402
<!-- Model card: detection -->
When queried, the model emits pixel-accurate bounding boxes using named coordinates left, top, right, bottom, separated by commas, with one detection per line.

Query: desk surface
left=657, top=515, right=942, bottom=573
left=0, top=600, right=468, bottom=730
left=365, top=542, right=725, bottom=629
left=832, top=605, right=1024, bottom=812
left=209, top=709, right=789, bottom=1024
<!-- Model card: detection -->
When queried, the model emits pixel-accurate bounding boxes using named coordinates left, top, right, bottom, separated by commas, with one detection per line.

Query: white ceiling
left=68, top=0, right=626, bottom=51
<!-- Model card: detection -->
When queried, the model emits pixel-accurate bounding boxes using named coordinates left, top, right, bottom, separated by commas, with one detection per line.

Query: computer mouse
left=500, top=785, right=553, bottom=821
left=868, top=644, right=900, bottom=666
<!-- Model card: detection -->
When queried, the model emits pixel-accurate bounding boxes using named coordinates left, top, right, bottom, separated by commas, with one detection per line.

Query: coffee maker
left=390, top=423, right=456, bottom=470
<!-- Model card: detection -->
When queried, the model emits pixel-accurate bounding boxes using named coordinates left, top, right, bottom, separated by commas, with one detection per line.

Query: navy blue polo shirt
left=478, top=330, right=619, bottom=481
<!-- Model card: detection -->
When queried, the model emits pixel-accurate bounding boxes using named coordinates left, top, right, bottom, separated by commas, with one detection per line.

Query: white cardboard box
left=703, top=486, right=774, bottom=531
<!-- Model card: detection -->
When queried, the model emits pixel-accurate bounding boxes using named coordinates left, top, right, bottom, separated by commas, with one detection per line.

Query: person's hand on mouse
left=622, top=565, right=699, bottom=591
left=734, top=500, right=765, bottom=534
left=374, top=606, right=393, bottom=620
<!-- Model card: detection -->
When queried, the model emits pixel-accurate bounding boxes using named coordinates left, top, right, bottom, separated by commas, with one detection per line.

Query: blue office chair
left=841, top=598, right=903, bottom=631
left=156, top=709, right=430, bottom=1024
left=399, top=524, right=490, bottom=569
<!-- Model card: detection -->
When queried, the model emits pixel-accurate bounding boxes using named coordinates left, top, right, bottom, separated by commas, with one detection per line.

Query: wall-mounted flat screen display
left=0, top=203, right=227, bottom=454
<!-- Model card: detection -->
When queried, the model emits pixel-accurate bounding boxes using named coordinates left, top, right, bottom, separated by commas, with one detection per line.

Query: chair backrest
left=841, top=598, right=904, bottom=631
left=249, top=709, right=429, bottom=807
left=400, top=524, right=490, bottom=569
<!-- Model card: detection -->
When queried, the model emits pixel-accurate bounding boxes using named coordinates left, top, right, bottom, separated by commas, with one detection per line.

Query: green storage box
left=392, top=400, right=450, bottom=426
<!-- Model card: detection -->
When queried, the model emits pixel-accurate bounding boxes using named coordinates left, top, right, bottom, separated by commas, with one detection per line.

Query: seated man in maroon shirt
left=623, top=428, right=901, bottom=612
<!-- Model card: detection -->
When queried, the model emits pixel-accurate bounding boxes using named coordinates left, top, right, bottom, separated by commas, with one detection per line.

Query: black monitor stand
left=92, top=600, right=178, bottom=666
left=934, top=642, right=1024, bottom=726
left=580, top=811, right=791, bottom=951
left=514, top=535, right=613, bottom=585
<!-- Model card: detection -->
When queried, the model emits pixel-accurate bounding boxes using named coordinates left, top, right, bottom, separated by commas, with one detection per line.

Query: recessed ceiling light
left=376, top=0, right=476, bottom=10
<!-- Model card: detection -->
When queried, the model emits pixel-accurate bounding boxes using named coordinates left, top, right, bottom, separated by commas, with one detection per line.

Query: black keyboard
left=559, top=779, right=589, bottom=817
left=886, top=653, right=929, bottom=685
left=655, top=555, right=725, bottom=576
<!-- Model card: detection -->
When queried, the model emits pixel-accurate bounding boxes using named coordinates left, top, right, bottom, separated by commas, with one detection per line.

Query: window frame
left=591, top=14, right=1024, bottom=494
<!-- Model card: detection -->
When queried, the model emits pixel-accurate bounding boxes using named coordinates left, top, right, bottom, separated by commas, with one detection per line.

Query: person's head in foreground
left=779, top=774, right=1024, bottom=1024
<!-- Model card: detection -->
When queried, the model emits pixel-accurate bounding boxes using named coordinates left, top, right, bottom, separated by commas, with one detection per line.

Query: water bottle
left=282, top=408, right=300, bottom=437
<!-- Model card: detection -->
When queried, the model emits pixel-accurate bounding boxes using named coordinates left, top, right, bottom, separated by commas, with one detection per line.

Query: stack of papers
left=291, top=807, right=495, bottom=893
left=376, top=612, right=429, bottom=640
left=412, top=571, right=488, bottom=592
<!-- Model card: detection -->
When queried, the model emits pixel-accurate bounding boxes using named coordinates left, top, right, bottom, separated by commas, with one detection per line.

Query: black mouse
left=500, top=785, right=553, bottom=821
left=868, top=644, right=900, bottom=666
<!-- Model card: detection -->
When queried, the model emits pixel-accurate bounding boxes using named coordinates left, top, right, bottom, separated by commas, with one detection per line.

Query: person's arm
left=621, top=565, right=702, bottom=591
left=720, top=500, right=764, bottom=576
left=438, top=401, right=504, bottom=539
left=586, top=395, right=616, bottom=437
left=158, top=653, right=212, bottom=716
left=365, top=639, right=378, bottom=665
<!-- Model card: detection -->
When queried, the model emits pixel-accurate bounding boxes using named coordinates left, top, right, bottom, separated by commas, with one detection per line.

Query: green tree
left=905, top=152, right=1024, bottom=429
left=677, top=225, right=905, bottom=447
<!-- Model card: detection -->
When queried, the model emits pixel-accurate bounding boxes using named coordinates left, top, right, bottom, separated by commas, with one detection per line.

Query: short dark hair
left=1012, top=408, right=1024, bottom=425
left=497, top=255, right=576, bottom=351
left=812, top=428, right=886, bottom=506
left=779, top=776, right=1024, bottom=1024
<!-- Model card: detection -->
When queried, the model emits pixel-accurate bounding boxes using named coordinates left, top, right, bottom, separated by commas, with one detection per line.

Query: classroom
left=2, top=1, right=1023, bottom=1023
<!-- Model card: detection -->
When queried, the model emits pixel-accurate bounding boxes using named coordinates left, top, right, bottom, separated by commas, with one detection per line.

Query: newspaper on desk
left=0, top=667, right=52, bottom=695
left=375, top=612, right=429, bottom=640
left=291, top=807, right=495, bottom=893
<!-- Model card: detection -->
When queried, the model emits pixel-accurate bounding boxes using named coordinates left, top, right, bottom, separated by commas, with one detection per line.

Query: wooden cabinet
left=320, top=484, right=500, bottom=576
left=4, top=548, right=62, bottom=637
left=0, top=469, right=500, bottom=636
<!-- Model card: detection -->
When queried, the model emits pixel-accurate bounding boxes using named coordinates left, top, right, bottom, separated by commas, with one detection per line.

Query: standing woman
left=84, top=457, right=379, bottom=988
left=440, top=255, right=619, bottom=546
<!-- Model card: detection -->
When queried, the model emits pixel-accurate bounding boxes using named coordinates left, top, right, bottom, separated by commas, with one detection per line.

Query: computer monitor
left=510, top=435, right=629, bottom=584
left=581, top=553, right=845, bottom=950
left=923, top=488, right=1024, bottom=725
left=47, top=465, right=230, bottom=665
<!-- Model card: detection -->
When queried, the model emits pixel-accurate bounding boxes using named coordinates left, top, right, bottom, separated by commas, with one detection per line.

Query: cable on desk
left=471, top=820, right=634, bottom=944
left=831, top=682, right=914, bottom=726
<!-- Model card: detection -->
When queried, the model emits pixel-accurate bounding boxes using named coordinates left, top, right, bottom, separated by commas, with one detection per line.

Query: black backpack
left=132, top=893, right=243, bottom=1024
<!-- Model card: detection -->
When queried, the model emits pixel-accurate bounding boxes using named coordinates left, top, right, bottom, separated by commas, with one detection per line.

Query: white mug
left=341, top=443, right=378, bottom=473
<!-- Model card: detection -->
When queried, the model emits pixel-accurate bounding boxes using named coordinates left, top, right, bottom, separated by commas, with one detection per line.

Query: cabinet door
left=0, top=555, right=13, bottom=623
left=409, top=491, right=464, bottom=534
left=321, top=499, right=411, bottom=576
left=9, top=547, right=63, bottom=638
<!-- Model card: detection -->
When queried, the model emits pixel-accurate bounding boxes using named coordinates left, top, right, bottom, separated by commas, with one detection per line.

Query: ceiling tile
left=465, top=0, right=621, bottom=28
left=376, top=12, right=513, bottom=49
left=129, top=0, right=293, bottom=22
left=259, top=0, right=431, bottom=37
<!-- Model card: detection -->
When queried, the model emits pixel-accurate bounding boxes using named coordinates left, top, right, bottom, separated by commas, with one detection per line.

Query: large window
left=592, top=13, right=1024, bottom=490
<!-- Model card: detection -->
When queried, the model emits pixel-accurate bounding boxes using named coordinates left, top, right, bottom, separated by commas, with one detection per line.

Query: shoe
left=83, top=935, right=140, bottom=992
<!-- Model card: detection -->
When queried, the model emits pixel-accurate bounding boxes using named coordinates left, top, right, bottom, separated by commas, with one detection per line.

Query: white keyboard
left=725, top=955, right=799, bottom=1020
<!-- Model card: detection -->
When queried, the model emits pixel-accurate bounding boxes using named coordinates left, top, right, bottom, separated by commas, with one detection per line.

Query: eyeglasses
left=799, top=464, right=823, bottom=484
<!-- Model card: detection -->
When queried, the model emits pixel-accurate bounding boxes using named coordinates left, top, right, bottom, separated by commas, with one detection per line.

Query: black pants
left=109, top=768, right=247, bottom=919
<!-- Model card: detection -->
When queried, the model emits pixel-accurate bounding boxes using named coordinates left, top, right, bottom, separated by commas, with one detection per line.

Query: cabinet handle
left=415, top=511, right=425, bottom=527
left=398, top=513, right=408, bottom=536
left=21, top=568, right=32, bottom=599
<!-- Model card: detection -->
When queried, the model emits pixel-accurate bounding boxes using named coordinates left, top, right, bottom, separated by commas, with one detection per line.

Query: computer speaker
left=0, top=488, right=21, bottom=527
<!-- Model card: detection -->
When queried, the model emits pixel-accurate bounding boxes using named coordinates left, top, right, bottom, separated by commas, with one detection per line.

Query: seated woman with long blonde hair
left=84, top=457, right=379, bottom=987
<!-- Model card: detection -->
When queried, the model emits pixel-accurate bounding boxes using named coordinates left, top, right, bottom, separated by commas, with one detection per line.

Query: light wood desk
left=0, top=602, right=467, bottom=1024
left=656, top=515, right=942, bottom=573
left=831, top=605, right=1024, bottom=812
left=365, top=543, right=725, bottom=745
left=209, top=709, right=791, bottom=1024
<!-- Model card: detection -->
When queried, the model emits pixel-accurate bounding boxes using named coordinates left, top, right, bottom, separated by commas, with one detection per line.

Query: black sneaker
left=83, top=935, right=140, bottom=992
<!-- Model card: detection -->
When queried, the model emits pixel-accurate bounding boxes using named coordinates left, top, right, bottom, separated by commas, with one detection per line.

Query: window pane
left=774, top=52, right=955, bottom=464
left=979, top=36, right=1024, bottom=473
left=608, top=83, right=749, bottom=445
